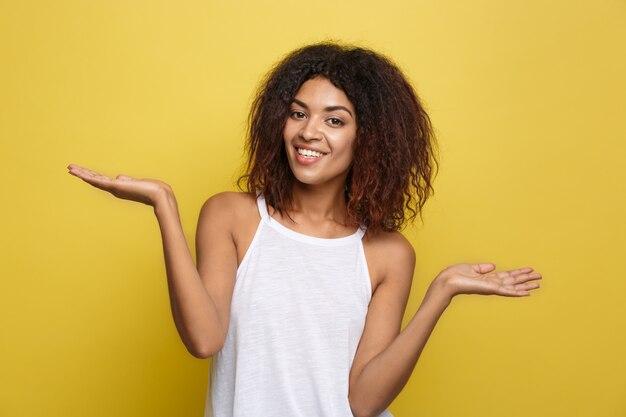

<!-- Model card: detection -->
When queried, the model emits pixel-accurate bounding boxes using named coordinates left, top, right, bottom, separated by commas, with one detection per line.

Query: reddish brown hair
left=237, top=41, right=439, bottom=233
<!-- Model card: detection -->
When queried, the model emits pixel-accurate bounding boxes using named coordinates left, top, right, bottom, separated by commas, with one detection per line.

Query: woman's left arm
left=348, top=242, right=542, bottom=417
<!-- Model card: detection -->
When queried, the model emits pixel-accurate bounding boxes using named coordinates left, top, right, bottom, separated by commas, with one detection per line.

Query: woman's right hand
left=67, top=163, right=172, bottom=207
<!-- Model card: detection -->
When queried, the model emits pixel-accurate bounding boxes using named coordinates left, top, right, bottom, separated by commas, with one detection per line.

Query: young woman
left=67, top=42, right=542, bottom=417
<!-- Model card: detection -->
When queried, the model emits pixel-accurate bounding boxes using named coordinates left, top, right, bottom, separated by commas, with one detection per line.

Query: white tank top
left=205, top=193, right=394, bottom=417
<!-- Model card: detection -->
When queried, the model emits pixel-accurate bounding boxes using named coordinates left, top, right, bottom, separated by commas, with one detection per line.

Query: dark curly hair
left=237, top=41, right=439, bottom=233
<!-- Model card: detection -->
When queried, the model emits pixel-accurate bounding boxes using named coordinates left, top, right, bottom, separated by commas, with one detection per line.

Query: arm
left=348, top=237, right=542, bottom=417
left=154, top=190, right=238, bottom=359
left=66, top=164, right=237, bottom=358
left=347, top=233, right=424, bottom=417
left=348, top=273, right=450, bottom=417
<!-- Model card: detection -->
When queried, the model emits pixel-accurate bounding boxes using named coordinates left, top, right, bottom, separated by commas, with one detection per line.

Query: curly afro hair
left=237, top=41, right=439, bottom=233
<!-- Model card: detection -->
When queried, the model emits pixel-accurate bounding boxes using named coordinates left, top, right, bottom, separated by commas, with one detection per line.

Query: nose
left=299, top=116, right=323, bottom=142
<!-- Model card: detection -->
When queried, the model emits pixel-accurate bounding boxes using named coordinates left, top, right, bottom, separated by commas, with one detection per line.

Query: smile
left=295, top=147, right=327, bottom=158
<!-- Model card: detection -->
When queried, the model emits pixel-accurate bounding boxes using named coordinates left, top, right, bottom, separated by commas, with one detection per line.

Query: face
left=283, top=76, right=357, bottom=189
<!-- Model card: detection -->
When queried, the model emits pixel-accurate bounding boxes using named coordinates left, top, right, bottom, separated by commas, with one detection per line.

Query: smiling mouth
left=295, top=147, right=327, bottom=158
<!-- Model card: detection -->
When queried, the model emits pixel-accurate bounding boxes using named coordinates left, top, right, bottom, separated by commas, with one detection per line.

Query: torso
left=228, top=191, right=388, bottom=296
left=210, top=191, right=400, bottom=417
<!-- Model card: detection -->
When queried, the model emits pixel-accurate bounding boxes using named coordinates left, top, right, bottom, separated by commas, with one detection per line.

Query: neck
left=287, top=180, right=348, bottom=224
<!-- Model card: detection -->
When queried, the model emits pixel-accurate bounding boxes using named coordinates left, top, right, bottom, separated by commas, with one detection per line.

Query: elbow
left=190, top=339, right=224, bottom=359
left=189, top=324, right=227, bottom=358
left=349, top=395, right=376, bottom=417
left=350, top=408, right=375, bottom=417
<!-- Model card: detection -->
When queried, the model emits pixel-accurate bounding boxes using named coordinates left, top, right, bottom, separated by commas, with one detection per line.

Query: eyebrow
left=290, top=98, right=354, bottom=118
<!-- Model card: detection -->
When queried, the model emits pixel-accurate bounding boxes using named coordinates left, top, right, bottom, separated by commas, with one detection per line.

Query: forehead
left=292, top=77, right=354, bottom=110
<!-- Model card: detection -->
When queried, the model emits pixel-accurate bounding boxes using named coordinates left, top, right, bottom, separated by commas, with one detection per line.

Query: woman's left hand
left=433, top=263, right=542, bottom=301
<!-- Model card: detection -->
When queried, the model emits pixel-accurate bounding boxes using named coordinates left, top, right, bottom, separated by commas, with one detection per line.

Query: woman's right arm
left=154, top=190, right=237, bottom=359
left=67, top=164, right=236, bottom=359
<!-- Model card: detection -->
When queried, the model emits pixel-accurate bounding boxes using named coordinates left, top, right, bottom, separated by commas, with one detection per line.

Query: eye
left=327, top=117, right=344, bottom=127
left=290, top=110, right=306, bottom=119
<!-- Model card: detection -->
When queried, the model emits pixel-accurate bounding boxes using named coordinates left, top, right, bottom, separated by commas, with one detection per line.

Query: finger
left=514, top=272, right=542, bottom=284
left=515, top=281, right=540, bottom=291
left=67, top=164, right=84, bottom=175
left=472, top=263, right=496, bottom=274
left=71, top=166, right=111, bottom=182
left=82, top=166, right=105, bottom=178
left=498, top=287, right=531, bottom=297
left=68, top=165, right=97, bottom=178
left=71, top=165, right=104, bottom=178
left=80, top=174, right=114, bottom=188
left=70, top=168, right=115, bottom=189
left=510, top=267, right=534, bottom=277
left=74, top=168, right=109, bottom=182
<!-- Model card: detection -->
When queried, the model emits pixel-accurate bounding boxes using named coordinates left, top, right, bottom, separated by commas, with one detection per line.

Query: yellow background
left=1, top=1, right=625, bottom=416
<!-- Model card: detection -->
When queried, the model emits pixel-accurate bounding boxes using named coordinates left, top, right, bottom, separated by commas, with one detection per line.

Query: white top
left=205, top=193, right=394, bottom=417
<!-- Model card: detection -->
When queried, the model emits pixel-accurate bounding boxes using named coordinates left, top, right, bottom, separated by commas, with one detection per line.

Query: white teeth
left=296, top=147, right=325, bottom=158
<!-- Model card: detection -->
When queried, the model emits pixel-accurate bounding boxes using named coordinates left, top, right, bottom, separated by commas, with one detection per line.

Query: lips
left=293, top=146, right=327, bottom=165
left=297, top=148, right=326, bottom=158
left=294, top=145, right=328, bottom=155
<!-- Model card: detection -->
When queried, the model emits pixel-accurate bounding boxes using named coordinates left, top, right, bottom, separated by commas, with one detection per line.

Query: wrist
left=426, top=275, right=456, bottom=306
left=153, top=186, right=177, bottom=215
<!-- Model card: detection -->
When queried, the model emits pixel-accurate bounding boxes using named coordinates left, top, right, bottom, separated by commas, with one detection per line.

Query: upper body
left=67, top=41, right=542, bottom=417
left=196, top=189, right=416, bottom=397
left=202, top=190, right=409, bottom=416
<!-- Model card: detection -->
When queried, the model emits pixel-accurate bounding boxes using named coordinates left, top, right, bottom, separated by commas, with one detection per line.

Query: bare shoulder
left=198, top=191, right=260, bottom=266
left=198, top=191, right=257, bottom=227
left=200, top=190, right=256, bottom=211
left=362, top=229, right=416, bottom=290
left=363, top=229, right=415, bottom=261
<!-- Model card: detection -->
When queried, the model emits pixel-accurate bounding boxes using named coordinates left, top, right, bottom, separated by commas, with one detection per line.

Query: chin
left=292, top=174, right=326, bottom=186
left=292, top=170, right=347, bottom=188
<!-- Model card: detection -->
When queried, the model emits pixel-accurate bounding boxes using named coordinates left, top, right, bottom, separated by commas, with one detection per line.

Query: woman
left=67, top=42, right=542, bottom=417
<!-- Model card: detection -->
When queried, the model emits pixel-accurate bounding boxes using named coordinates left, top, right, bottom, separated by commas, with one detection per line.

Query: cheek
left=283, top=123, right=297, bottom=142
left=340, top=133, right=357, bottom=156
left=332, top=141, right=356, bottom=167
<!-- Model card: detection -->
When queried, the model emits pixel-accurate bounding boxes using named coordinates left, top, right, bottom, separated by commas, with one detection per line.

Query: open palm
left=438, top=263, right=542, bottom=298
left=67, top=163, right=171, bottom=207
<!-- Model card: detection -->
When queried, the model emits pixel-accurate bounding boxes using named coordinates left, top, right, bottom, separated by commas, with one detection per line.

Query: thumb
left=472, top=263, right=496, bottom=274
left=116, top=175, right=133, bottom=181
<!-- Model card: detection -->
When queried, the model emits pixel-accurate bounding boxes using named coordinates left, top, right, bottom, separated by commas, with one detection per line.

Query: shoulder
left=362, top=229, right=416, bottom=286
left=363, top=229, right=415, bottom=260
left=198, top=191, right=258, bottom=229
left=200, top=191, right=256, bottom=213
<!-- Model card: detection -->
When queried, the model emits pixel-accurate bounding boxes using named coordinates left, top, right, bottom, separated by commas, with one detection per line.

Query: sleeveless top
left=204, top=193, right=394, bottom=417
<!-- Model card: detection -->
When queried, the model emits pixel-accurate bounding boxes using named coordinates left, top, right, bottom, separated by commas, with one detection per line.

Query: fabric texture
left=204, top=193, right=394, bottom=417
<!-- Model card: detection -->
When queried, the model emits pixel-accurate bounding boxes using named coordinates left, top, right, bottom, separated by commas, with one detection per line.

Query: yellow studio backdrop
left=1, top=1, right=624, bottom=416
